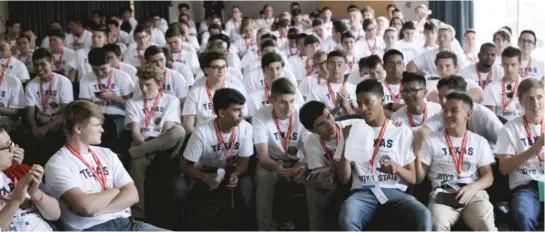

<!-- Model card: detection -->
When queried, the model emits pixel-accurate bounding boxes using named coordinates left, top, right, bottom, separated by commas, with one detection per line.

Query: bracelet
left=31, top=191, right=44, bottom=203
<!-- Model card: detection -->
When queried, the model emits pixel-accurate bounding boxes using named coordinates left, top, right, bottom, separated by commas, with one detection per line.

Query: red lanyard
left=214, top=119, right=237, bottom=165
left=407, top=104, right=427, bottom=127
left=366, top=39, right=377, bottom=54
left=465, top=53, right=476, bottom=64
left=244, top=38, right=254, bottom=49
left=65, top=143, right=108, bottom=190
left=272, top=110, right=293, bottom=153
left=173, top=48, right=183, bottom=63
left=444, top=129, right=469, bottom=178
left=502, top=77, right=520, bottom=111
left=370, top=118, right=388, bottom=169
left=289, top=48, right=299, bottom=56
left=39, top=74, right=55, bottom=111
left=305, top=58, right=314, bottom=76
left=96, top=70, right=114, bottom=90
left=53, top=50, right=64, bottom=70
left=264, top=79, right=271, bottom=102
left=205, top=80, right=225, bottom=115
left=476, top=65, right=492, bottom=89
left=160, top=69, right=168, bottom=91
left=317, top=74, right=327, bottom=85
left=347, top=55, right=355, bottom=70
left=520, top=58, right=532, bottom=78
left=326, top=80, right=346, bottom=105
left=523, top=116, right=544, bottom=167
left=143, top=93, right=161, bottom=129
left=319, top=123, right=340, bottom=169
left=136, top=46, right=145, bottom=65
left=385, top=82, right=403, bottom=104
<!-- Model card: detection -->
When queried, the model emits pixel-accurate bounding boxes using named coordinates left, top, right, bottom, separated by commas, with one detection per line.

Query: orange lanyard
left=523, top=116, right=544, bottom=167
left=407, top=104, right=427, bottom=127
left=272, top=110, right=293, bottom=153
left=39, top=74, right=55, bottom=111
left=143, top=93, right=161, bottom=129
left=444, top=130, right=469, bottom=178
left=214, top=119, right=237, bottom=165
left=66, top=144, right=108, bottom=190
left=370, top=119, right=388, bottom=169
left=319, top=124, right=340, bottom=169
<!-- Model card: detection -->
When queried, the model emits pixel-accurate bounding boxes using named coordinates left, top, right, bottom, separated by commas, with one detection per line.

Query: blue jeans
left=83, top=217, right=165, bottom=231
left=511, top=183, right=544, bottom=231
left=338, top=188, right=432, bottom=231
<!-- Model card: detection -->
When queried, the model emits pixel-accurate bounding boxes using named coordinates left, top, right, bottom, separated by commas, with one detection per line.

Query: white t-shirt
left=233, top=37, right=257, bottom=58
left=307, top=82, right=357, bottom=118
left=50, top=47, right=76, bottom=77
left=421, top=129, right=495, bottom=189
left=132, top=68, right=189, bottom=100
left=425, top=76, right=482, bottom=94
left=356, top=37, right=386, bottom=58
left=494, top=116, right=545, bottom=189
left=520, top=58, right=545, bottom=80
left=125, top=94, right=181, bottom=139
left=298, top=74, right=327, bottom=99
left=181, top=82, right=248, bottom=127
left=194, top=73, right=245, bottom=91
left=305, top=120, right=363, bottom=170
left=381, top=82, right=405, bottom=105
left=65, top=30, right=93, bottom=51
left=79, top=69, right=135, bottom=115
left=69, top=48, right=92, bottom=80
left=0, top=172, right=52, bottom=231
left=345, top=53, right=363, bottom=73
left=171, top=62, right=195, bottom=87
left=122, top=43, right=153, bottom=68
left=195, top=66, right=243, bottom=83
left=323, top=37, right=342, bottom=53
left=255, top=18, right=275, bottom=29
left=184, top=119, right=253, bottom=169
left=288, top=55, right=309, bottom=82
left=458, top=63, right=504, bottom=89
left=0, top=73, right=25, bottom=118
left=243, top=68, right=297, bottom=94
left=252, top=104, right=310, bottom=160
left=342, top=121, right=415, bottom=191
left=412, top=48, right=470, bottom=75
left=482, top=78, right=524, bottom=121
left=25, top=74, right=74, bottom=124
left=391, top=101, right=442, bottom=127
left=393, top=40, right=421, bottom=64
left=424, top=104, right=504, bottom=147
left=172, top=50, right=200, bottom=75
left=1, top=57, right=30, bottom=82
left=116, top=62, right=138, bottom=84
left=246, top=88, right=305, bottom=117
left=346, top=69, right=369, bottom=86
left=45, top=146, right=133, bottom=231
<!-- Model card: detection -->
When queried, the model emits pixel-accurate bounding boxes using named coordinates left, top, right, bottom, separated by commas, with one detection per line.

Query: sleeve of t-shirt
left=191, top=53, right=200, bottom=75
left=478, top=106, right=503, bottom=144
left=481, top=85, right=497, bottom=107
left=413, top=52, right=427, bottom=70
left=238, top=123, right=254, bottom=157
left=494, top=127, right=516, bottom=156
left=10, top=81, right=25, bottom=109
left=173, top=72, right=189, bottom=99
left=164, top=97, right=182, bottom=123
left=390, top=110, right=404, bottom=123
left=466, top=79, right=482, bottom=91
left=252, top=113, right=269, bottom=145
left=423, top=113, right=446, bottom=134
left=477, top=137, right=496, bottom=167
left=183, top=130, right=205, bottom=163
left=246, top=98, right=257, bottom=118
left=420, top=137, right=433, bottom=166
left=105, top=148, right=134, bottom=188
left=304, top=136, right=326, bottom=170
left=401, top=127, right=416, bottom=166
left=124, top=100, right=140, bottom=126
left=118, top=73, right=135, bottom=96
left=17, top=64, right=30, bottom=81
left=295, top=90, right=305, bottom=108
left=60, top=79, right=74, bottom=104
left=78, top=79, right=92, bottom=100
left=181, top=88, right=198, bottom=116
left=44, top=156, right=80, bottom=199
left=25, top=84, right=37, bottom=107
left=306, top=88, right=320, bottom=103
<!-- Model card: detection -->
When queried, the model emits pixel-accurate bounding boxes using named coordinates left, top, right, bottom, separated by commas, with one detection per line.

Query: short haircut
left=262, top=52, right=284, bottom=70
left=16, top=35, right=30, bottom=43
left=137, top=63, right=163, bottom=84
left=120, top=21, right=132, bottom=33
left=312, top=18, right=324, bottom=27
left=288, top=28, right=300, bottom=40
left=445, top=92, right=473, bottom=111
left=356, top=79, right=384, bottom=97
left=296, top=33, right=307, bottom=42
left=358, top=57, right=368, bottom=69
left=382, top=49, right=404, bottom=64
left=105, top=18, right=119, bottom=27
left=103, top=44, right=121, bottom=57
left=209, top=34, right=231, bottom=49
left=32, top=48, right=52, bottom=61
left=437, top=75, right=467, bottom=92
left=493, top=29, right=511, bottom=43
left=362, top=18, right=375, bottom=30
left=208, top=23, right=222, bottom=32
left=299, top=101, right=327, bottom=131
left=341, top=31, right=355, bottom=42
left=361, top=6, right=374, bottom=14
left=327, top=50, right=347, bottom=63
left=213, top=88, right=246, bottom=114
left=333, top=20, right=348, bottom=34
left=47, top=28, right=65, bottom=40
left=161, top=47, right=173, bottom=63
left=401, top=72, right=426, bottom=88
left=277, top=19, right=290, bottom=28
left=519, top=30, right=537, bottom=45
left=479, top=43, right=496, bottom=52
left=165, top=27, right=182, bottom=39
left=5, top=19, right=19, bottom=29
left=178, top=3, right=189, bottom=10
left=435, top=50, right=458, bottom=66
left=304, top=34, right=320, bottom=46
left=261, top=33, right=277, bottom=43
left=133, top=24, right=150, bottom=36
left=399, top=21, right=416, bottom=40
left=365, top=55, right=383, bottom=69
left=144, top=45, right=163, bottom=60
left=389, top=17, right=404, bottom=27
left=424, top=21, right=437, bottom=31
left=270, top=78, right=296, bottom=99
left=347, top=5, right=359, bottom=13
left=501, top=26, right=512, bottom=35
left=88, top=48, right=109, bottom=66
left=91, top=24, right=109, bottom=35
left=517, top=78, right=544, bottom=99
left=260, top=39, right=277, bottom=51
left=63, top=100, right=105, bottom=136
left=464, top=29, right=476, bottom=36
left=312, top=50, right=328, bottom=62
left=200, top=51, right=226, bottom=70
left=501, top=46, right=522, bottom=62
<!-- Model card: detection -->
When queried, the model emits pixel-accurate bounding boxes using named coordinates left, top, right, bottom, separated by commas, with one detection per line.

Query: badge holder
left=539, top=181, right=544, bottom=202
left=367, top=172, right=388, bottom=204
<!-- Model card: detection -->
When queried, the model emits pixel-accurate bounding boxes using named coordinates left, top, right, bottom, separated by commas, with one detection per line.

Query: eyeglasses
left=519, top=39, right=535, bottom=45
left=401, top=88, right=425, bottom=96
left=0, top=141, right=14, bottom=153
left=209, top=65, right=227, bottom=71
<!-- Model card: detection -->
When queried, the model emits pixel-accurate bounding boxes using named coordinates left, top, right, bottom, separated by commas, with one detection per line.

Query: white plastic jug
left=344, top=120, right=375, bottom=162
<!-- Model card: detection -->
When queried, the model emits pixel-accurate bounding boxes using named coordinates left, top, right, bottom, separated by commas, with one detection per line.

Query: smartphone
left=94, top=92, right=102, bottom=97
left=435, top=192, right=465, bottom=209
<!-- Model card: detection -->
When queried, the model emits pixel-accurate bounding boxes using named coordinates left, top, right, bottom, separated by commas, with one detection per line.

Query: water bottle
left=211, top=168, right=225, bottom=190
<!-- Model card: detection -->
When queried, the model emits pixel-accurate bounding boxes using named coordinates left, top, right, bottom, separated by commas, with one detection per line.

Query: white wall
left=0, top=1, right=8, bottom=33
left=396, top=1, right=428, bottom=21
left=223, top=1, right=319, bottom=19
left=169, top=1, right=204, bottom=23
